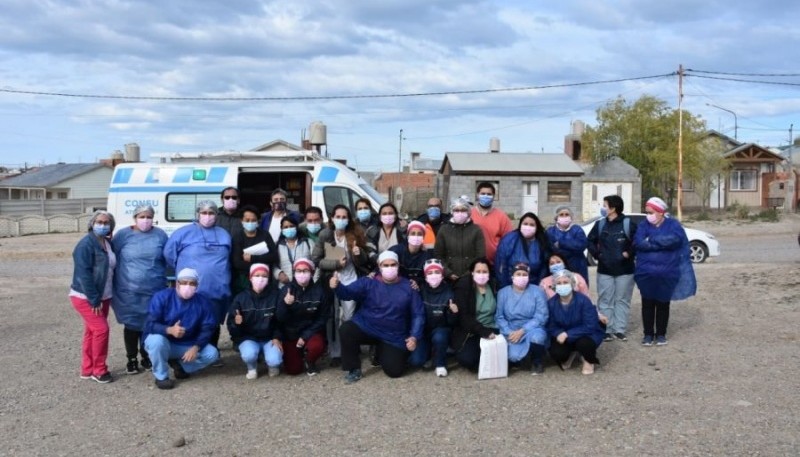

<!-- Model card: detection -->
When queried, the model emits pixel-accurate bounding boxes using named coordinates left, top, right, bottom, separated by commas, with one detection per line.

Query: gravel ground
left=1, top=215, right=798, bottom=456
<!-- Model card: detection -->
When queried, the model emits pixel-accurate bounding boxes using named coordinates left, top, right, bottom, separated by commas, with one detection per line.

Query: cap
left=646, top=197, right=668, bottom=214
left=176, top=268, right=199, bottom=282
left=196, top=200, right=218, bottom=213
left=378, top=250, right=399, bottom=265
left=407, top=220, right=426, bottom=234
left=293, top=258, right=315, bottom=271
left=423, top=258, right=444, bottom=275
left=249, top=263, right=270, bottom=278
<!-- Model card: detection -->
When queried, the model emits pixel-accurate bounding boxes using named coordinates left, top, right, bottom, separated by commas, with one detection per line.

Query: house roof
left=441, top=152, right=584, bottom=175
left=580, top=156, right=640, bottom=178
left=250, top=139, right=304, bottom=152
left=702, top=130, right=741, bottom=149
left=0, top=163, right=106, bottom=188
left=723, top=143, right=784, bottom=162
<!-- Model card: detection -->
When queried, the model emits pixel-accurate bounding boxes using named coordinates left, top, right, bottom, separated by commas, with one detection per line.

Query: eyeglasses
left=223, top=195, right=238, bottom=200
left=176, top=280, right=198, bottom=286
left=198, top=211, right=215, bottom=215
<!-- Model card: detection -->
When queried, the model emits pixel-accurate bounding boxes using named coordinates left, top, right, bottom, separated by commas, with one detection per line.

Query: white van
left=107, top=150, right=385, bottom=235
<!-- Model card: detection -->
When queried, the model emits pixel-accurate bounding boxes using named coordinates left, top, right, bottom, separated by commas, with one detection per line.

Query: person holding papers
left=231, top=205, right=278, bottom=296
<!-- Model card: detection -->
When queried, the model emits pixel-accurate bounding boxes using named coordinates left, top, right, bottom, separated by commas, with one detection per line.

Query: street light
left=706, top=103, right=738, bottom=140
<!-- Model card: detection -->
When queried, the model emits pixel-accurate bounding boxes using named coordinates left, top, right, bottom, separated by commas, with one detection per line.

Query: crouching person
left=143, top=268, right=220, bottom=390
left=331, top=251, right=425, bottom=384
left=227, top=263, right=283, bottom=380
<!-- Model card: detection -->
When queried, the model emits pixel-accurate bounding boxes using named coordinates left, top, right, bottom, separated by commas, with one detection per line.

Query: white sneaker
left=246, top=369, right=258, bottom=380
left=268, top=366, right=280, bottom=377
left=435, top=367, right=448, bottom=377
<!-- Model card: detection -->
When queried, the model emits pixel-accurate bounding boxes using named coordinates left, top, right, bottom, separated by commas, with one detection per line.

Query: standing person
left=388, top=220, right=431, bottom=287
left=231, top=205, right=278, bottom=296
left=70, top=210, right=117, bottom=383
left=163, top=200, right=232, bottom=349
left=366, top=202, right=406, bottom=259
left=111, top=205, right=168, bottom=375
left=434, top=196, right=485, bottom=282
left=354, top=197, right=378, bottom=232
left=546, top=269, right=605, bottom=375
left=470, top=182, right=513, bottom=265
left=451, top=258, right=499, bottom=371
left=633, top=197, right=697, bottom=346
left=408, top=258, right=458, bottom=377
left=274, top=216, right=316, bottom=289
left=495, top=212, right=551, bottom=288
left=495, top=263, right=549, bottom=375
left=331, top=251, right=425, bottom=384
left=260, top=188, right=301, bottom=244
left=416, top=197, right=450, bottom=249
left=546, top=205, right=589, bottom=286
left=143, top=268, right=220, bottom=389
left=300, top=206, right=324, bottom=243
left=227, top=264, right=283, bottom=380
left=216, top=186, right=243, bottom=239
left=276, top=258, right=331, bottom=376
left=311, top=204, right=373, bottom=366
left=587, top=195, right=637, bottom=342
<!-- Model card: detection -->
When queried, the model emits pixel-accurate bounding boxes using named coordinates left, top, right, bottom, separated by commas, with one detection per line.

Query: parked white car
left=580, top=213, right=721, bottom=264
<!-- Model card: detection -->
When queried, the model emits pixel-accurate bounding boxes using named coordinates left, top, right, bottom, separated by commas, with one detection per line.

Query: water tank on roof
left=111, top=150, right=124, bottom=161
left=572, top=120, right=585, bottom=136
left=490, top=137, right=500, bottom=153
left=309, top=122, right=327, bottom=145
left=124, top=143, right=140, bottom=162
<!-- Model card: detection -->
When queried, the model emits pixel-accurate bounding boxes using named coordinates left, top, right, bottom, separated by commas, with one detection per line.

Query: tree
left=582, top=95, right=709, bottom=203
left=684, top=135, right=731, bottom=210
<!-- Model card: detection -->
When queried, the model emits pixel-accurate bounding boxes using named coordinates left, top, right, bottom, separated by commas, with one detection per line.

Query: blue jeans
left=144, top=334, right=219, bottom=381
left=238, top=339, right=283, bottom=370
left=596, top=273, right=635, bottom=334
left=409, top=327, right=451, bottom=368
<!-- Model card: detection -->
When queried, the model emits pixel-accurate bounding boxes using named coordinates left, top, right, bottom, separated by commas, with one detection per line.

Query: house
left=0, top=163, right=114, bottom=200
left=439, top=151, right=584, bottom=221
left=578, top=156, right=642, bottom=221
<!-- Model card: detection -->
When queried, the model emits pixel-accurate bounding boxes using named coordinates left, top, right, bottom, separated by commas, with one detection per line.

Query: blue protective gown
left=495, top=284, right=549, bottom=361
left=632, top=217, right=697, bottom=302
left=546, top=224, right=589, bottom=285
left=546, top=292, right=605, bottom=346
left=143, top=288, right=217, bottom=348
left=111, top=226, right=169, bottom=331
left=163, top=222, right=232, bottom=322
left=495, top=231, right=550, bottom=288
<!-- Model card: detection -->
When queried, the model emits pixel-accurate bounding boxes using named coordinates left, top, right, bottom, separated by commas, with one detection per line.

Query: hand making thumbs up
left=168, top=320, right=186, bottom=338
left=234, top=309, right=243, bottom=325
left=329, top=271, right=340, bottom=289
left=448, top=299, right=459, bottom=313
left=284, top=288, right=295, bottom=305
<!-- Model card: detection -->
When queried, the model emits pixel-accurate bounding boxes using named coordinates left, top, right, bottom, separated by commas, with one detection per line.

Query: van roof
left=147, top=150, right=321, bottom=163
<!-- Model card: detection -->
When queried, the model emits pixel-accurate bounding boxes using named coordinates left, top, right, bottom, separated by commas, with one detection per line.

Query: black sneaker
left=305, top=361, right=320, bottom=376
left=140, top=357, right=152, bottom=371
left=91, top=372, right=113, bottom=384
left=169, top=360, right=190, bottom=379
left=603, top=333, right=615, bottom=342
left=531, top=364, right=544, bottom=376
left=155, top=378, right=175, bottom=390
left=614, top=333, right=628, bottom=342
left=126, top=359, right=140, bottom=375
left=344, top=368, right=362, bottom=384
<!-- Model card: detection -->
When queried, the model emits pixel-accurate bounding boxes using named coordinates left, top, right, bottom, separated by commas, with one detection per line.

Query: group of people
left=69, top=182, right=695, bottom=389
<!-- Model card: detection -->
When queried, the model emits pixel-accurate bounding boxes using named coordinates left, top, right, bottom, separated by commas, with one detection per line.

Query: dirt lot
left=1, top=215, right=798, bottom=456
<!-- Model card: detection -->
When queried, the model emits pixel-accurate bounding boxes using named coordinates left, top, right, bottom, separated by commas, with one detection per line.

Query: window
left=681, top=179, right=694, bottom=192
left=730, top=170, right=757, bottom=191
left=166, top=193, right=219, bottom=222
left=547, top=181, right=571, bottom=202
left=58, top=192, right=69, bottom=199
left=323, top=186, right=362, bottom=216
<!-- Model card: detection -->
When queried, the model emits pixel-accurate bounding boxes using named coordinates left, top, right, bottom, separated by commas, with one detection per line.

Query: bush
left=756, top=208, right=780, bottom=222
left=694, top=211, right=711, bottom=221
left=727, top=201, right=750, bottom=219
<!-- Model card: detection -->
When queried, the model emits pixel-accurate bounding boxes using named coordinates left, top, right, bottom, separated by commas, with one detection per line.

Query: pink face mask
left=646, top=213, right=660, bottom=225
left=251, top=276, right=268, bottom=292
left=520, top=225, right=536, bottom=238
left=136, top=218, right=153, bottom=232
left=380, top=214, right=396, bottom=226
left=294, top=271, right=312, bottom=285
left=177, top=284, right=197, bottom=300
left=408, top=235, right=424, bottom=247
left=223, top=199, right=238, bottom=211
left=425, top=272, right=443, bottom=288
left=473, top=272, right=490, bottom=286
left=381, top=266, right=399, bottom=281
left=557, top=216, right=572, bottom=227
left=198, top=214, right=216, bottom=228
left=512, top=275, right=529, bottom=289
left=451, top=212, right=469, bottom=224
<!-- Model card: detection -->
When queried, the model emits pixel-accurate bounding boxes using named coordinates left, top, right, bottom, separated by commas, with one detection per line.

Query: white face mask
left=177, top=284, right=197, bottom=300
left=251, top=276, right=268, bottom=292
left=408, top=235, right=424, bottom=247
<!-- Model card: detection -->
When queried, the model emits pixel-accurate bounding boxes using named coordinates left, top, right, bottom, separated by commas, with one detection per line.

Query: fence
left=0, top=214, right=94, bottom=237
left=0, top=198, right=107, bottom=217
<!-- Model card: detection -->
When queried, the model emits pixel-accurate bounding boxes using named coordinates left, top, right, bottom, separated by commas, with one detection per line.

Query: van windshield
left=359, top=183, right=387, bottom=205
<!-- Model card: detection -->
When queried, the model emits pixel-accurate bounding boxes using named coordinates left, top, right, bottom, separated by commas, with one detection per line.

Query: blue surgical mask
left=549, top=263, right=565, bottom=274
left=600, top=207, right=608, bottom=218
left=555, top=284, right=573, bottom=297
left=242, top=221, right=258, bottom=232
left=356, top=209, right=371, bottom=222
left=427, top=207, right=441, bottom=220
left=92, top=224, right=110, bottom=237
left=333, top=219, right=349, bottom=231
left=282, top=227, right=297, bottom=239
left=306, top=223, right=321, bottom=235
left=478, top=195, right=494, bottom=207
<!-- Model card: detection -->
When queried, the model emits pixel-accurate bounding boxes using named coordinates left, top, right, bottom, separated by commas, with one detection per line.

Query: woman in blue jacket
left=70, top=210, right=116, bottom=384
left=633, top=197, right=697, bottom=346
left=545, top=205, right=589, bottom=286
left=111, top=204, right=168, bottom=375
left=546, top=269, right=605, bottom=375
left=495, top=212, right=551, bottom=288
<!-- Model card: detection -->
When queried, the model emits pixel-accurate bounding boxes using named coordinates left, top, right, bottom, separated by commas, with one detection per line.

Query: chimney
left=489, top=137, right=500, bottom=153
left=410, top=152, right=421, bottom=172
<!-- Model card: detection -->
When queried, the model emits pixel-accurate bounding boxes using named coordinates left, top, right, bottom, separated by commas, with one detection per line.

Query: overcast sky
left=1, top=0, right=798, bottom=171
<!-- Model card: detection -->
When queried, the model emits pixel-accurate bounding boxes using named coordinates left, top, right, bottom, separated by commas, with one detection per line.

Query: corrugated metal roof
left=442, top=152, right=584, bottom=174
left=0, top=163, right=105, bottom=188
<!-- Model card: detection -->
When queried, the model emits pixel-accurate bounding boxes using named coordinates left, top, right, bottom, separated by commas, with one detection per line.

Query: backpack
left=597, top=216, right=630, bottom=240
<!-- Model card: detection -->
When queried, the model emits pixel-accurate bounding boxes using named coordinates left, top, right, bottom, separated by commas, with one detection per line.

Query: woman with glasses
left=231, top=205, right=278, bottom=296
left=495, top=212, right=551, bottom=288
left=111, top=204, right=168, bottom=375
left=434, top=196, right=486, bottom=283
left=70, top=210, right=117, bottom=383
left=164, top=200, right=232, bottom=349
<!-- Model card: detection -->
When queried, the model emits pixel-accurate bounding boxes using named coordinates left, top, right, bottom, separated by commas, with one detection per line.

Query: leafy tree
left=685, top=134, right=731, bottom=210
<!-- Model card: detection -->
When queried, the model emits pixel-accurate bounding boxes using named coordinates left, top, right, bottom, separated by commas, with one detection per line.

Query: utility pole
left=706, top=103, right=738, bottom=141
left=677, top=64, right=684, bottom=221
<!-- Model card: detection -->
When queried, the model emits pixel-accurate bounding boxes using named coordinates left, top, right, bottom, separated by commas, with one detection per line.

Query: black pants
left=210, top=325, right=221, bottom=348
left=641, top=298, right=671, bottom=337
left=340, top=321, right=408, bottom=378
left=455, top=331, right=501, bottom=371
left=123, top=327, right=149, bottom=361
left=549, top=336, right=600, bottom=365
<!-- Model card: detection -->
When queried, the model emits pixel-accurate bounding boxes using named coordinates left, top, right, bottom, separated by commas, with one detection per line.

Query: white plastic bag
left=478, top=334, right=508, bottom=380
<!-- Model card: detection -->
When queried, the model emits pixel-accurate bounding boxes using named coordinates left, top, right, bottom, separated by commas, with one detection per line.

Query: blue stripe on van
left=206, top=167, right=227, bottom=183
left=317, top=166, right=339, bottom=183
left=112, top=168, right=133, bottom=184
left=145, top=168, right=159, bottom=183
left=108, top=186, right=225, bottom=193
left=173, top=168, right=193, bottom=183
left=312, top=186, right=324, bottom=191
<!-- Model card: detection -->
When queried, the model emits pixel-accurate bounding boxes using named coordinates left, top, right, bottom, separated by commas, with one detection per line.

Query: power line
left=0, top=73, right=675, bottom=101
left=687, top=74, right=800, bottom=87
left=686, top=69, right=800, bottom=77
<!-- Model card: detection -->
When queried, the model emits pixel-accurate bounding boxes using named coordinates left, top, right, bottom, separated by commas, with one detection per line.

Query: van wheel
left=689, top=241, right=708, bottom=263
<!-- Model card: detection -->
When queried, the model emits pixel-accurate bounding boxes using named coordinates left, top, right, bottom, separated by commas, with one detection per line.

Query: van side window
left=323, top=187, right=361, bottom=216
left=166, top=193, right=219, bottom=222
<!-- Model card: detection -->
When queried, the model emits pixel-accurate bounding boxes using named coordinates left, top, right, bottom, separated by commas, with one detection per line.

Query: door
left=522, top=181, right=539, bottom=215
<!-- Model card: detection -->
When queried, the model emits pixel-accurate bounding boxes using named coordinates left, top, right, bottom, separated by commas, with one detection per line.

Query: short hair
left=603, top=195, right=624, bottom=214
left=220, top=186, right=239, bottom=199
left=280, top=215, right=298, bottom=228
left=355, top=197, right=372, bottom=209
left=304, top=206, right=323, bottom=217
left=271, top=188, right=287, bottom=199
left=476, top=182, right=496, bottom=194
left=240, top=204, right=260, bottom=218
